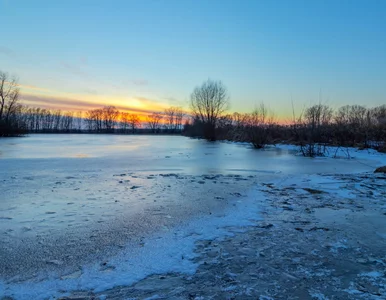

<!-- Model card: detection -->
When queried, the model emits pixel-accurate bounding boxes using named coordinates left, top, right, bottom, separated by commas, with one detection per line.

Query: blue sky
left=0, top=0, right=385, bottom=119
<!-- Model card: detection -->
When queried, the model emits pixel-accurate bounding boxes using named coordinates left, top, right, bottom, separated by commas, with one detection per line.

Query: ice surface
left=0, top=135, right=384, bottom=299
left=1, top=185, right=264, bottom=299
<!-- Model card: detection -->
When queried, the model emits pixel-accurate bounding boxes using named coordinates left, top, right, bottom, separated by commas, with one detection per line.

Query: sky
left=0, top=0, right=385, bottom=120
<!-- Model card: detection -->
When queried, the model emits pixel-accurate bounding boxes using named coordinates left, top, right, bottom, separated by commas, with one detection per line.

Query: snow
left=309, top=291, right=329, bottom=300
left=1, top=135, right=386, bottom=299
left=361, top=271, right=384, bottom=278
left=1, top=185, right=263, bottom=299
left=275, top=143, right=386, bottom=166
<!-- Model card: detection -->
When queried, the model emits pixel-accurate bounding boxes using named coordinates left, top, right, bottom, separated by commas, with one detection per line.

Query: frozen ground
left=0, top=135, right=385, bottom=299
left=77, top=172, right=386, bottom=300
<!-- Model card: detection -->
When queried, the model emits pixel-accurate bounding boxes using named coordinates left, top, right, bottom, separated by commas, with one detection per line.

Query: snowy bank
left=0, top=187, right=263, bottom=300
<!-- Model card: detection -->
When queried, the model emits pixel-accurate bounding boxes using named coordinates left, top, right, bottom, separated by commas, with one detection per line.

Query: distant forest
left=1, top=71, right=385, bottom=157
left=16, top=105, right=185, bottom=134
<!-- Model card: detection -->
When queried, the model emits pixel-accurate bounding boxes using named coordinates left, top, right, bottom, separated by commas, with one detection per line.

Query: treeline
left=84, top=106, right=184, bottom=133
left=15, top=107, right=82, bottom=133
left=184, top=79, right=386, bottom=156
left=184, top=103, right=386, bottom=156
left=2, top=105, right=185, bottom=134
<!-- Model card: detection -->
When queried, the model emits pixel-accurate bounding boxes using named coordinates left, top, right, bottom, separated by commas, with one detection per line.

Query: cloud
left=133, top=96, right=170, bottom=111
left=131, top=79, right=149, bottom=86
left=163, top=96, right=186, bottom=106
left=60, top=62, right=89, bottom=78
left=80, top=56, right=88, bottom=66
left=83, top=88, right=98, bottom=95
left=4, top=81, right=49, bottom=93
left=117, top=79, right=149, bottom=87
left=20, top=94, right=96, bottom=110
left=19, top=93, right=169, bottom=115
left=16, top=83, right=50, bottom=93
left=0, top=45, right=14, bottom=57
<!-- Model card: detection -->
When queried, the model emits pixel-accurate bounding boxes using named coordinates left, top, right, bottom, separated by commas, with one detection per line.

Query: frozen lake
left=0, top=134, right=377, bottom=174
left=0, top=134, right=380, bottom=296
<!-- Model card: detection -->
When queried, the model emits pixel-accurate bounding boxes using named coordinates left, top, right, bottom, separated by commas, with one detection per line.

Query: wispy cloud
left=0, top=45, right=14, bottom=57
left=4, top=81, right=51, bottom=94
left=60, top=62, right=89, bottom=78
left=131, top=79, right=148, bottom=86
left=116, top=79, right=149, bottom=88
left=20, top=93, right=169, bottom=115
left=20, top=94, right=96, bottom=111
left=83, top=88, right=98, bottom=95
left=16, top=83, right=50, bottom=93
left=134, top=96, right=170, bottom=111
left=79, top=56, right=88, bottom=66
left=163, top=96, right=185, bottom=106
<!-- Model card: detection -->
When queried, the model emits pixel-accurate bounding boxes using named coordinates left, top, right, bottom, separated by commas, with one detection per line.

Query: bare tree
left=146, top=112, right=163, bottom=133
left=334, top=105, right=369, bottom=147
left=120, top=112, right=130, bottom=132
left=0, top=71, right=23, bottom=135
left=121, top=112, right=140, bottom=133
left=232, top=112, right=248, bottom=128
left=216, top=114, right=234, bottom=140
left=174, top=107, right=184, bottom=131
left=102, top=106, right=119, bottom=132
left=75, top=111, right=83, bottom=131
left=85, top=108, right=103, bottom=132
left=190, top=79, right=229, bottom=141
left=370, top=105, right=386, bottom=150
left=245, top=103, right=276, bottom=149
left=164, top=106, right=184, bottom=132
left=229, top=112, right=249, bottom=141
left=164, top=107, right=175, bottom=131
left=52, top=110, right=62, bottom=132
left=299, top=104, right=333, bottom=157
left=61, top=111, right=74, bottom=132
left=128, top=113, right=141, bottom=133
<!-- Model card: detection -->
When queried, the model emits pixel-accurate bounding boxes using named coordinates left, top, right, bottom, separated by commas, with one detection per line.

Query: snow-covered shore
left=59, top=171, right=386, bottom=300
left=63, top=174, right=386, bottom=300
left=0, top=171, right=263, bottom=299
left=1, top=136, right=386, bottom=299
left=36, top=172, right=386, bottom=300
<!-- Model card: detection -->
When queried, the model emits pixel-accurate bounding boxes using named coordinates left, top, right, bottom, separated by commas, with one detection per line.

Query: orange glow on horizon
left=18, top=84, right=294, bottom=126
left=19, top=86, right=175, bottom=116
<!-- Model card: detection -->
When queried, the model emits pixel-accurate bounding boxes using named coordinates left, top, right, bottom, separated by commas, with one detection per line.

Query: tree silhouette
left=190, top=79, right=229, bottom=141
